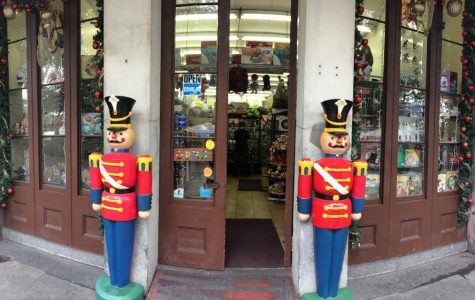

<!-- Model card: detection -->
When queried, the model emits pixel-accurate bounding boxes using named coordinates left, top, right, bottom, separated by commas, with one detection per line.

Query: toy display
left=298, top=99, right=367, bottom=300
left=89, top=95, right=153, bottom=300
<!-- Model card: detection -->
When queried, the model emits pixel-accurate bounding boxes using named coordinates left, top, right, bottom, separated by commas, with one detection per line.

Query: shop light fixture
left=176, top=13, right=238, bottom=21
left=240, top=13, right=290, bottom=22
left=176, top=35, right=238, bottom=42
left=241, top=35, right=290, bottom=43
left=356, top=24, right=371, bottom=33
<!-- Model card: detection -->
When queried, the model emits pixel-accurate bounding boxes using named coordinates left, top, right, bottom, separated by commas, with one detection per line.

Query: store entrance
left=224, top=0, right=293, bottom=268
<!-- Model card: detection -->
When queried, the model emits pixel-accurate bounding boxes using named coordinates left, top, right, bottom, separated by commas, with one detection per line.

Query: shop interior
left=173, top=0, right=291, bottom=268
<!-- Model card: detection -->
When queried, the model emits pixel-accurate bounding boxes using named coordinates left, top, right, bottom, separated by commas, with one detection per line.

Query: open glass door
left=159, top=0, right=229, bottom=269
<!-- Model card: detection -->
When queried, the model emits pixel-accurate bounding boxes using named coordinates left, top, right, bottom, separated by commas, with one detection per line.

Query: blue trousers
left=103, top=219, right=136, bottom=288
left=314, top=227, right=349, bottom=299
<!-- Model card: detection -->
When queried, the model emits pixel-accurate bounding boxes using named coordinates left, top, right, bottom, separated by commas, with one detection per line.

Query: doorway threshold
left=147, top=264, right=297, bottom=299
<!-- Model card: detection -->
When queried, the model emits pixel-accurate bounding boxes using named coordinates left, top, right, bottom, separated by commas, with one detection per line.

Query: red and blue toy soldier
left=89, top=95, right=153, bottom=299
left=298, top=99, right=367, bottom=300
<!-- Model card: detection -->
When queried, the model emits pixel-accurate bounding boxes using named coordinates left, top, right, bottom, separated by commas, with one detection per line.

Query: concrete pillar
left=292, top=0, right=355, bottom=295
left=104, top=0, right=161, bottom=291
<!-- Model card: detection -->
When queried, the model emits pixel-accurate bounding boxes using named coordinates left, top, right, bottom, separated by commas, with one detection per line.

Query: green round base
left=301, top=287, right=353, bottom=300
left=95, top=275, right=145, bottom=300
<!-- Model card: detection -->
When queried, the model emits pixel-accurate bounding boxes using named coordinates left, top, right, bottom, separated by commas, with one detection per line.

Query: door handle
left=203, top=182, right=220, bottom=189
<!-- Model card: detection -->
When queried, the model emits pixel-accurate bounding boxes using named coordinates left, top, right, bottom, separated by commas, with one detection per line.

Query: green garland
left=457, top=0, right=474, bottom=223
left=349, top=0, right=365, bottom=248
left=0, top=12, right=12, bottom=209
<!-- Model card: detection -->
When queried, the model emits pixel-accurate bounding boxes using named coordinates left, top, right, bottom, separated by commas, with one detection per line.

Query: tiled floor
left=225, top=176, right=286, bottom=246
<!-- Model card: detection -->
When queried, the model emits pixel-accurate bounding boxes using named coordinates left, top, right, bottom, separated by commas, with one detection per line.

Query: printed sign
left=183, top=74, right=202, bottom=96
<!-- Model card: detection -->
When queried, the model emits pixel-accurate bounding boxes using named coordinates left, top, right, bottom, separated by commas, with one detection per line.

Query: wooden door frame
left=159, top=0, right=298, bottom=269
left=158, top=0, right=229, bottom=270
left=284, top=0, right=298, bottom=267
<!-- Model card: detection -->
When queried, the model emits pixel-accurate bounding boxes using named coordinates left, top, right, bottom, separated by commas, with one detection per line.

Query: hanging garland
left=0, top=8, right=12, bottom=209
left=0, top=0, right=104, bottom=210
left=349, top=0, right=366, bottom=248
left=457, top=0, right=474, bottom=223
left=92, top=0, right=104, bottom=112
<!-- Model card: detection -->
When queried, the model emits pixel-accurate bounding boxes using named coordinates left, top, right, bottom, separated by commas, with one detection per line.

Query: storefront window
left=354, top=0, right=386, bottom=200
left=39, top=0, right=65, bottom=187
left=8, top=13, right=29, bottom=182
left=396, top=0, right=428, bottom=197
left=173, top=2, right=218, bottom=200
left=437, top=2, right=464, bottom=193
left=80, top=0, right=102, bottom=190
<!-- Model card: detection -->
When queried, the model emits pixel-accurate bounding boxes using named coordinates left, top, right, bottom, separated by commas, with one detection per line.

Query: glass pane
left=358, top=19, right=385, bottom=82
left=442, top=0, right=464, bottom=43
left=38, top=0, right=64, bottom=84
left=362, top=0, right=386, bottom=21
left=397, top=88, right=425, bottom=197
left=81, top=0, right=99, bottom=20
left=42, top=137, right=66, bottom=186
left=7, top=11, right=26, bottom=41
left=8, top=40, right=27, bottom=89
left=177, top=0, right=218, bottom=5
left=175, top=5, right=218, bottom=71
left=80, top=22, right=99, bottom=79
left=9, top=90, right=28, bottom=135
left=80, top=0, right=103, bottom=190
left=355, top=82, right=384, bottom=200
left=11, top=137, right=29, bottom=182
left=441, top=41, right=462, bottom=94
left=173, top=73, right=216, bottom=200
left=400, top=29, right=427, bottom=89
left=81, top=137, right=103, bottom=189
left=41, top=84, right=65, bottom=136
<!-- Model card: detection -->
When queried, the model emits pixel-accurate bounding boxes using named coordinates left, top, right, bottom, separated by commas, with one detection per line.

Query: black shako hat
left=321, top=98, right=353, bottom=135
left=104, top=95, right=136, bottom=131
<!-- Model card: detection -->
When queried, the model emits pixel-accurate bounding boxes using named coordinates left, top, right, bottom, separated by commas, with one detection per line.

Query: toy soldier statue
left=89, top=95, right=153, bottom=300
left=298, top=99, right=367, bottom=300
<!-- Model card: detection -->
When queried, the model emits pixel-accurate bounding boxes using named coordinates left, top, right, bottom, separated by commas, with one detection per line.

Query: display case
left=268, top=135, right=287, bottom=201
left=354, top=81, right=384, bottom=200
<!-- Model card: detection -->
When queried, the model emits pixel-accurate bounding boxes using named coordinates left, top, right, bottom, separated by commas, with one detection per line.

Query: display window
left=351, top=0, right=466, bottom=264
left=3, top=0, right=103, bottom=253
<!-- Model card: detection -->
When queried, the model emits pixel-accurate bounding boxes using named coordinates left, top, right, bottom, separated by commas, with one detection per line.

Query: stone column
left=292, top=0, right=355, bottom=295
left=103, top=0, right=161, bottom=291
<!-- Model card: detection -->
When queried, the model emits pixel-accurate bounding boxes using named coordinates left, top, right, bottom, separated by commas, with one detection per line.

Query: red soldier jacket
left=89, top=150, right=153, bottom=221
left=297, top=155, right=367, bottom=229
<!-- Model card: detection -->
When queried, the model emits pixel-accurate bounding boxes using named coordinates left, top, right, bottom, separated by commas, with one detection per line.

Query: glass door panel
left=397, top=2, right=428, bottom=197
left=354, top=0, right=386, bottom=201
left=437, top=3, right=464, bottom=193
left=175, top=5, right=218, bottom=73
left=8, top=13, right=29, bottom=182
left=173, top=3, right=218, bottom=200
left=39, top=0, right=65, bottom=186
left=79, top=15, right=102, bottom=190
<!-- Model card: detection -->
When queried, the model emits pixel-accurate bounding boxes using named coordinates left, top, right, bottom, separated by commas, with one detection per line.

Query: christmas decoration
left=0, top=8, right=12, bottom=209
left=297, top=99, right=367, bottom=299
left=457, top=0, right=475, bottom=223
left=90, top=96, right=152, bottom=298
left=350, top=0, right=366, bottom=246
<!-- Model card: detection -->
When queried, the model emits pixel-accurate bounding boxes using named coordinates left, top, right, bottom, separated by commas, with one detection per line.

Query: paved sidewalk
left=348, top=251, right=475, bottom=300
left=0, top=238, right=101, bottom=300
left=2, top=236, right=475, bottom=299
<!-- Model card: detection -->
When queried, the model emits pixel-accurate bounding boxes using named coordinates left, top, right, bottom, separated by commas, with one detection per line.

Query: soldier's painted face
left=320, top=132, right=349, bottom=154
left=107, top=128, right=135, bottom=149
